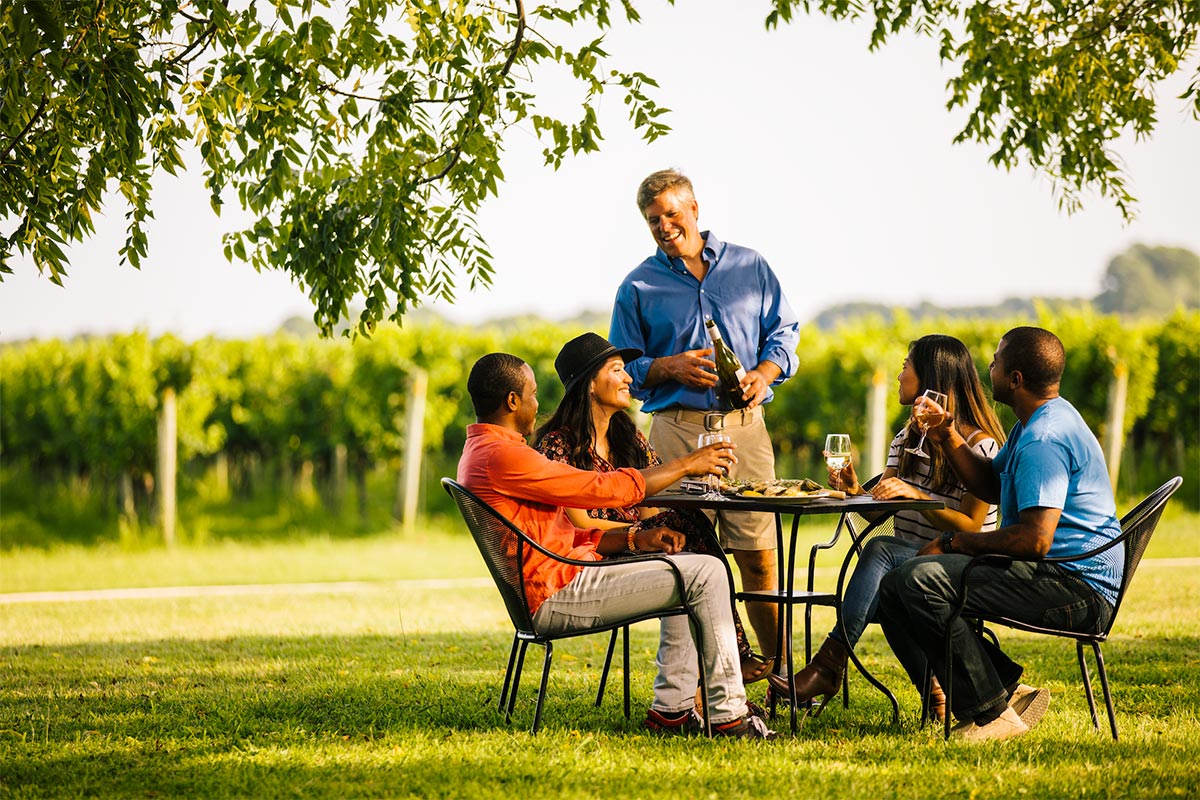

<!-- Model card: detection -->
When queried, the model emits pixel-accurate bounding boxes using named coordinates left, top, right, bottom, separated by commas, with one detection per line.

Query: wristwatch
left=940, top=530, right=955, bottom=553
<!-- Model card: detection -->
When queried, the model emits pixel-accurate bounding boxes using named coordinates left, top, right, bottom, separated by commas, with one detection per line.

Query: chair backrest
left=442, top=478, right=537, bottom=636
left=845, top=474, right=895, bottom=546
left=1103, top=476, right=1183, bottom=633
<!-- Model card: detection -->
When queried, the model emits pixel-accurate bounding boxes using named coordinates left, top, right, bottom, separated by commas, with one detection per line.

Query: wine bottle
left=704, top=317, right=749, bottom=410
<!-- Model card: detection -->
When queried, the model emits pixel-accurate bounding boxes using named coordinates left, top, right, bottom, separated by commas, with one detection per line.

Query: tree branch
left=417, top=0, right=526, bottom=185
left=0, top=95, right=49, bottom=163
left=166, top=23, right=218, bottom=66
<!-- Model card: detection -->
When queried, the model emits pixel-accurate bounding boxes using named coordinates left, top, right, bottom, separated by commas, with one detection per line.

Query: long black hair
left=533, top=360, right=649, bottom=470
left=898, top=334, right=1006, bottom=491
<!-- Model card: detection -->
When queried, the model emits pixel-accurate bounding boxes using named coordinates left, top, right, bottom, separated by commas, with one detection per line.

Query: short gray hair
left=636, top=168, right=694, bottom=212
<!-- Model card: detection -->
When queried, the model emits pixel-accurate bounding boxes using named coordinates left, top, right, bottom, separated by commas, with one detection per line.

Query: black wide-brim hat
left=555, top=332, right=643, bottom=392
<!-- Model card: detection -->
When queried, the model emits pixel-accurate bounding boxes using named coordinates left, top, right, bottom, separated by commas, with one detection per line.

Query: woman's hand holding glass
left=905, top=390, right=949, bottom=458
left=823, top=433, right=859, bottom=493
left=697, top=432, right=735, bottom=492
left=911, top=392, right=953, bottom=446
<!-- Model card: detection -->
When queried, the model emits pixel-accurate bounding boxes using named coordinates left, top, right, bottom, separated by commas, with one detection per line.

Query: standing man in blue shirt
left=876, top=326, right=1123, bottom=742
left=609, top=168, right=801, bottom=678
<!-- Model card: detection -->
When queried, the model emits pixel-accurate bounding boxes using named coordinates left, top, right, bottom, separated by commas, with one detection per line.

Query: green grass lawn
left=2, top=513, right=1198, bottom=798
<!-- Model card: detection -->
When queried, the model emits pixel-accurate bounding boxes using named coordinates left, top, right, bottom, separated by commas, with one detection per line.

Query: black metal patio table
left=641, top=489, right=943, bottom=732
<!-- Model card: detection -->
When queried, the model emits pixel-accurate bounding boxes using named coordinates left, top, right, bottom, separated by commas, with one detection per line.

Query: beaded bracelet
left=626, top=523, right=641, bottom=553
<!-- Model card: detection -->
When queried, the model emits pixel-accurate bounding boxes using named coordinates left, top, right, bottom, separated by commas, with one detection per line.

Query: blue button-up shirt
left=609, top=231, right=800, bottom=413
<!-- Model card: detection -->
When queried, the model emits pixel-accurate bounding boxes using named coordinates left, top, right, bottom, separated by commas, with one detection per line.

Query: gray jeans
left=532, top=553, right=748, bottom=723
left=877, top=554, right=1113, bottom=721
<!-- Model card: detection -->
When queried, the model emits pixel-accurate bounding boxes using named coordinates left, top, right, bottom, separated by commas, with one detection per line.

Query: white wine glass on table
left=904, top=389, right=949, bottom=458
left=698, top=428, right=733, bottom=496
left=824, top=434, right=852, bottom=487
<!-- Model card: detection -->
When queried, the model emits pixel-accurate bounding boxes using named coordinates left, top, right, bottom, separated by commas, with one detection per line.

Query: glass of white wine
left=698, top=430, right=733, bottom=495
left=824, top=433, right=852, bottom=485
left=904, top=389, right=949, bottom=458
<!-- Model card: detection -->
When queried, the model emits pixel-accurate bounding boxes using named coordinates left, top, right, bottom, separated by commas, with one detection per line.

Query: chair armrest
left=951, top=526, right=1129, bottom=618
left=512, top=526, right=693, bottom=602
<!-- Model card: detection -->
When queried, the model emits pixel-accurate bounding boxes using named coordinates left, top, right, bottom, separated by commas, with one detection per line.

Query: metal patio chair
left=932, top=476, right=1183, bottom=740
left=441, top=477, right=712, bottom=735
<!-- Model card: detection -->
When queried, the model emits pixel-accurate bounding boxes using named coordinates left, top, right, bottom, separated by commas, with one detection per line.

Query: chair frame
left=932, top=476, right=1182, bottom=740
left=442, top=478, right=713, bottom=735
left=830, top=474, right=906, bottom=724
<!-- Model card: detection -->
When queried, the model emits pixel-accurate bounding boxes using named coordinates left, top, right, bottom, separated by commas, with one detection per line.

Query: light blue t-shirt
left=991, top=397, right=1123, bottom=606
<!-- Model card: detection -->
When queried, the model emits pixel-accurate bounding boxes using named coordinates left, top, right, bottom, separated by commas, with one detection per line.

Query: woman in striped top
left=768, top=334, right=1005, bottom=719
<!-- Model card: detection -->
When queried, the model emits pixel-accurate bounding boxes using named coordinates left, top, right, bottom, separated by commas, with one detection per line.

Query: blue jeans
left=876, top=555, right=1113, bottom=721
left=831, top=536, right=921, bottom=647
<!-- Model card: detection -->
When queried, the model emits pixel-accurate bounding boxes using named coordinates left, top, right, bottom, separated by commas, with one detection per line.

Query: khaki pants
left=650, top=407, right=777, bottom=551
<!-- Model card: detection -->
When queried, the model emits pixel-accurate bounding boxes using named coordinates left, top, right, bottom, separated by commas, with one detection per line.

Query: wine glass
left=904, top=389, right=949, bottom=458
left=824, top=434, right=851, bottom=486
left=698, top=430, right=732, bottom=495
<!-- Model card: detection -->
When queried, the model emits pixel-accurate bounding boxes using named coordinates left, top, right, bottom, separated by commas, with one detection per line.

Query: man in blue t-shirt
left=876, top=326, right=1122, bottom=742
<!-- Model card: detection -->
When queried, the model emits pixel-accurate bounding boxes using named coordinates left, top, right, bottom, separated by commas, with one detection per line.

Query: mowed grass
left=2, top=513, right=1199, bottom=798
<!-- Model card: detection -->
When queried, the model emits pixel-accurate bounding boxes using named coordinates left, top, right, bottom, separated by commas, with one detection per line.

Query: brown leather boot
left=766, top=637, right=848, bottom=717
left=927, top=675, right=946, bottom=723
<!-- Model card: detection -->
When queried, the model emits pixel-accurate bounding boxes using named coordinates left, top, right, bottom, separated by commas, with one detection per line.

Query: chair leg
left=1092, top=643, right=1119, bottom=741
left=597, top=628, right=619, bottom=708
left=690, top=610, right=711, bottom=738
left=1076, top=641, right=1101, bottom=731
left=532, top=641, right=554, bottom=735
left=943, top=636, right=953, bottom=740
left=919, top=664, right=933, bottom=728
left=499, top=635, right=520, bottom=714
left=623, top=625, right=632, bottom=720
left=507, top=640, right=530, bottom=721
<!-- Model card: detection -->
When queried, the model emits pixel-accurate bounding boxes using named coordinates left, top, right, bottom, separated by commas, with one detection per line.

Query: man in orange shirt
left=458, top=350, right=775, bottom=738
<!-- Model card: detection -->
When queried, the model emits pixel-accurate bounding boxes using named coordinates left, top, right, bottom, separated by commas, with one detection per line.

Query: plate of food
left=719, top=478, right=846, bottom=501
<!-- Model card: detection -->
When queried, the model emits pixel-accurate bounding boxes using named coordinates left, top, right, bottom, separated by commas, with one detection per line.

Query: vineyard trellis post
left=865, top=366, right=889, bottom=479
left=395, top=369, right=428, bottom=534
left=1104, top=361, right=1128, bottom=490
left=157, top=386, right=177, bottom=546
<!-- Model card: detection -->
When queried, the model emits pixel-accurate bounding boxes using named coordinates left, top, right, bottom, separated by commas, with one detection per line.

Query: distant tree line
left=811, top=244, right=1199, bottom=330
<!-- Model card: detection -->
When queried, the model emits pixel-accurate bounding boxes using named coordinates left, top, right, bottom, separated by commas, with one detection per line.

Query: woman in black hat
left=534, top=332, right=773, bottom=686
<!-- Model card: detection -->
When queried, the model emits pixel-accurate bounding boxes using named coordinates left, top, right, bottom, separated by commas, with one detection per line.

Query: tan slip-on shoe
left=1009, top=684, right=1051, bottom=729
left=950, top=706, right=1030, bottom=742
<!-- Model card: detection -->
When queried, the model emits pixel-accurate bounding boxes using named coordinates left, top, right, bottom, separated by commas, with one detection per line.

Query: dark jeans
left=876, top=555, right=1113, bottom=721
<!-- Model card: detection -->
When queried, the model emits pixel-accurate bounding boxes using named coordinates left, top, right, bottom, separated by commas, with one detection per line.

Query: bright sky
left=3, top=1, right=1198, bottom=341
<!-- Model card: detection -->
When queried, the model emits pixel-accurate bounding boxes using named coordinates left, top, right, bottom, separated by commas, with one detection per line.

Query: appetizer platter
left=718, top=477, right=846, bottom=501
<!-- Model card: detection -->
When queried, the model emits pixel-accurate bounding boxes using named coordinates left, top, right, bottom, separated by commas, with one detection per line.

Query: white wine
left=704, top=318, right=749, bottom=410
left=825, top=455, right=849, bottom=471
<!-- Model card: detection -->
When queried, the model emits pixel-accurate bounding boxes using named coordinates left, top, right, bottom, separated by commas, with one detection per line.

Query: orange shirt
left=457, top=423, right=647, bottom=614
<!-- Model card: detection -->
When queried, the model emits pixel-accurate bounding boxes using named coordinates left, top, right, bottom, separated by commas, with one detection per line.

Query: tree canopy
left=3, top=0, right=1197, bottom=334
left=1096, top=243, right=1200, bottom=314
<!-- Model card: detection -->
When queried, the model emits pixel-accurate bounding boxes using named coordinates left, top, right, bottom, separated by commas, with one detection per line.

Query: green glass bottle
left=704, top=318, right=749, bottom=410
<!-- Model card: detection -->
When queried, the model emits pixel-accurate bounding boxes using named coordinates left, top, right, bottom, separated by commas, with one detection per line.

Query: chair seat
left=736, top=589, right=837, bottom=605
left=515, top=605, right=690, bottom=645
left=972, top=613, right=1107, bottom=644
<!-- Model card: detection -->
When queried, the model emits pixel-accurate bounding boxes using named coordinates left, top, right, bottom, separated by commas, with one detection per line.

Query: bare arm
left=870, top=479, right=993, bottom=532
left=638, top=441, right=737, bottom=496
left=563, top=507, right=626, bottom=531
left=919, top=506, right=1060, bottom=558
left=595, top=525, right=685, bottom=555
left=919, top=398, right=1001, bottom=503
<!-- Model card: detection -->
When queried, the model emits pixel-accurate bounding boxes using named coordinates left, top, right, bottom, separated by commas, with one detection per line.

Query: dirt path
left=0, top=577, right=494, bottom=604
left=3, top=559, right=1197, bottom=604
